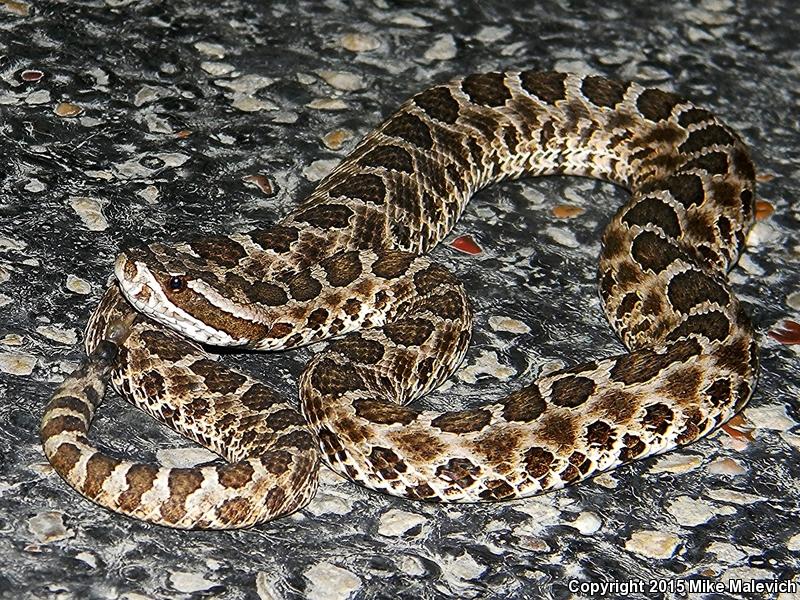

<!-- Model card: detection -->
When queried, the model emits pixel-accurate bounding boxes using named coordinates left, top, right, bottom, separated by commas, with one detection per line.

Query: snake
left=41, top=71, right=759, bottom=529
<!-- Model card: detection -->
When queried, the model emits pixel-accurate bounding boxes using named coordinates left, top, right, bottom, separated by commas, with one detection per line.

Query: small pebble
left=201, top=61, right=235, bottom=76
left=0, top=236, right=26, bottom=251
left=242, top=174, right=273, bottom=195
left=457, top=350, right=515, bottom=384
left=738, top=254, right=765, bottom=276
left=70, top=196, right=108, bottom=231
left=667, top=495, right=734, bottom=527
left=84, top=169, right=114, bottom=180
left=194, top=41, right=226, bottom=58
left=551, top=204, right=585, bottom=218
left=0, top=0, right=30, bottom=16
left=450, top=234, right=482, bottom=255
left=322, top=128, right=353, bottom=150
left=304, top=562, right=361, bottom=600
left=545, top=226, right=580, bottom=248
left=707, top=541, right=746, bottom=564
left=303, top=159, right=339, bottom=182
left=475, top=25, right=511, bottom=43
left=306, top=98, right=348, bottom=111
left=136, top=185, right=159, bottom=204
left=340, top=32, right=380, bottom=52
left=570, top=511, right=602, bottom=535
left=788, top=532, right=800, bottom=552
left=317, top=70, right=366, bottom=91
left=439, top=552, right=486, bottom=590
left=25, top=89, right=50, bottom=105
left=169, top=571, right=216, bottom=594
left=271, top=111, right=298, bottom=124
left=20, top=69, right=44, bottom=82
left=706, top=457, right=747, bottom=476
left=147, top=115, right=171, bottom=134
left=66, top=274, right=91, bottom=294
left=397, top=556, right=426, bottom=576
left=377, top=509, right=426, bottom=537
left=156, top=447, right=218, bottom=468
left=391, top=12, right=429, bottom=28
left=424, top=34, right=457, bottom=61
left=0, top=334, right=24, bottom=346
left=650, top=453, right=703, bottom=474
left=24, top=178, right=46, bottom=192
left=216, top=74, right=273, bottom=94
left=755, top=199, right=774, bottom=220
left=705, top=488, right=763, bottom=505
left=488, top=315, right=530, bottom=334
left=75, top=552, right=98, bottom=568
left=28, top=512, right=72, bottom=543
left=36, top=325, right=77, bottom=345
left=133, top=85, right=162, bottom=107
left=54, top=102, right=83, bottom=117
left=625, top=529, right=680, bottom=559
left=787, top=291, right=800, bottom=310
left=745, top=404, right=794, bottom=431
left=0, top=351, right=37, bottom=375
left=304, top=492, right=353, bottom=517
left=231, top=96, right=277, bottom=112
left=296, top=72, right=317, bottom=85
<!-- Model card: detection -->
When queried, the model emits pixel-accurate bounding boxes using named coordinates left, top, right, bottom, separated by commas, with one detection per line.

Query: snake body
left=42, top=71, right=758, bottom=529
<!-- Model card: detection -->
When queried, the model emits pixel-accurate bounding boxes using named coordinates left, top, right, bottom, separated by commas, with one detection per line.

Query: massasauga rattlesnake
left=41, top=71, right=759, bottom=529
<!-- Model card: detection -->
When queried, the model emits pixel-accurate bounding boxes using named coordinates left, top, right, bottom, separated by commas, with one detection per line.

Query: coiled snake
left=41, top=71, right=759, bottom=529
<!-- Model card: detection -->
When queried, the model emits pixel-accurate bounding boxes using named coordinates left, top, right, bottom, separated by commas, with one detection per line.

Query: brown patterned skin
left=41, top=71, right=758, bottom=527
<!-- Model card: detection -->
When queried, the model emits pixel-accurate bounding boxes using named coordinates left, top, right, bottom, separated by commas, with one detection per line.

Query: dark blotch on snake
left=384, top=318, right=435, bottom=347
left=288, top=271, right=323, bottom=301
left=359, top=144, right=414, bottom=173
left=295, top=204, right=354, bottom=229
left=636, top=88, right=683, bottom=121
left=667, top=269, right=729, bottom=313
left=667, top=310, right=730, bottom=342
left=519, top=70, right=567, bottom=104
left=630, top=231, right=683, bottom=273
left=461, top=72, right=512, bottom=107
left=623, top=197, right=682, bottom=237
left=609, top=339, right=702, bottom=385
left=353, top=400, right=417, bottom=425
left=382, top=112, right=433, bottom=149
left=643, top=403, right=674, bottom=435
left=250, top=226, right=300, bottom=253
left=330, top=334, right=385, bottom=364
left=550, top=375, right=596, bottom=408
left=502, top=385, right=546, bottom=422
left=413, top=86, right=460, bottom=124
left=322, top=251, right=362, bottom=287
left=431, top=409, right=492, bottom=434
left=678, top=124, right=735, bottom=154
left=581, top=76, right=628, bottom=108
left=329, top=172, right=387, bottom=205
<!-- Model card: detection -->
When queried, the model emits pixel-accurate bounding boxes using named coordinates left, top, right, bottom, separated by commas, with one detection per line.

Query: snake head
left=114, top=239, right=274, bottom=347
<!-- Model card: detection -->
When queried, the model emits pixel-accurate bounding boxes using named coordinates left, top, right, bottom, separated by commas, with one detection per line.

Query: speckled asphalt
left=1, top=1, right=798, bottom=599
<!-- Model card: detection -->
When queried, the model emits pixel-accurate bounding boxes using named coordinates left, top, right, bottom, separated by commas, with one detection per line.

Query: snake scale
left=41, top=71, right=759, bottom=529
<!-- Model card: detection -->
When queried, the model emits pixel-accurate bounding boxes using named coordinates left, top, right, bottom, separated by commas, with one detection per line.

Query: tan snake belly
left=41, top=71, right=758, bottom=529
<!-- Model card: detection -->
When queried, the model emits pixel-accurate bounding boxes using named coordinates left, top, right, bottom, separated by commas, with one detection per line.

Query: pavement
left=0, top=0, right=798, bottom=598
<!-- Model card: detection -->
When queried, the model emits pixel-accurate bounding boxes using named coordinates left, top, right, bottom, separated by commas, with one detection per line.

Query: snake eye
left=169, top=275, right=186, bottom=292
